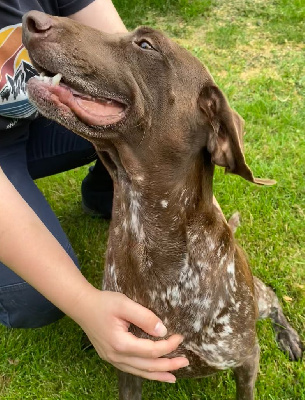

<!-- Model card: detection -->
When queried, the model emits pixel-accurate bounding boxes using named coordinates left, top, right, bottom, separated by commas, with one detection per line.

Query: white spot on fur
left=227, top=262, right=235, bottom=275
left=200, top=342, right=217, bottom=352
left=160, top=291, right=167, bottom=302
left=206, top=236, right=216, bottom=251
left=219, top=325, right=233, bottom=337
left=193, top=319, right=203, bottom=333
left=179, top=254, right=190, bottom=284
left=166, top=285, right=181, bottom=307
left=129, top=190, right=145, bottom=241
left=184, top=273, right=200, bottom=290
left=190, top=234, right=198, bottom=243
left=122, top=219, right=128, bottom=231
left=203, top=325, right=216, bottom=338
left=202, top=295, right=212, bottom=309
left=197, top=260, right=209, bottom=271
left=186, top=342, right=239, bottom=370
left=134, top=175, right=144, bottom=182
left=161, top=200, right=168, bottom=208
left=179, top=188, right=187, bottom=200
left=150, top=290, right=157, bottom=302
left=219, top=253, right=228, bottom=267
left=107, top=263, right=120, bottom=291
left=216, top=242, right=224, bottom=257
left=218, top=298, right=225, bottom=309
left=217, top=314, right=230, bottom=325
left=235, top=301, right=241, bottom=312
left=227, top=261, right=237, bottom=292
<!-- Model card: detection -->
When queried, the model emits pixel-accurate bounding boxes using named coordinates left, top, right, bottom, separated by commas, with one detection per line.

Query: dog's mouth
left=27, top=71, right=128, bottom=127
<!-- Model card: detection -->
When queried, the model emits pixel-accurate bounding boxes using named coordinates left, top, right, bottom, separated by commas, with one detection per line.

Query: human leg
left=0, top=137, right=78, bottom=328
left=0, top=117, right=114, bottom=328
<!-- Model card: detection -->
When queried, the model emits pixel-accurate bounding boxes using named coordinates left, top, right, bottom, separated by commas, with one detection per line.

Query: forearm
left=0, top=169, right=188, bottom=380
left=0, top=167, right=93, bottom=321
left=69, top=0, right=127, bottom=33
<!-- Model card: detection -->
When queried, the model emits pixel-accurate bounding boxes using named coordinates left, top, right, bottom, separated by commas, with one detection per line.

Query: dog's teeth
left=52, top=73, right=62, bottom=86
left=35, top=73, right=44, bottom=81
left=43, top=76, right=50, bottom=83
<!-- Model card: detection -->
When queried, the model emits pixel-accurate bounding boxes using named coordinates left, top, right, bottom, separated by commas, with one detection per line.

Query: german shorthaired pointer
left=23, top=11, right=303, bottom=400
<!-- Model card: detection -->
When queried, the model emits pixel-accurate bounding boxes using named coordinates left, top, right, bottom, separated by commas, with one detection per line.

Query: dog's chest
left=103, top=188, right=256, bottom=373
left=103, top=244, right=256, bottom=373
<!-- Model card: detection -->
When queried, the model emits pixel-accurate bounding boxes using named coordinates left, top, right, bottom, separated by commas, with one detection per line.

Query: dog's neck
left=98, top=143, right=233, bottom=280
left=100, top=143, right=215, bottom=213
left=100, top=143, right=215, bottom=227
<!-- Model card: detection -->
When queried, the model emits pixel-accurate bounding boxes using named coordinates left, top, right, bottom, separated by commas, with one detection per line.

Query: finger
left=115, top=355, right=189, bottom=373
left=116, top=295, right=169, bottom=337
left=114, top=363, right=177, bottom=383
left=114, top=333, right=184, bottom=359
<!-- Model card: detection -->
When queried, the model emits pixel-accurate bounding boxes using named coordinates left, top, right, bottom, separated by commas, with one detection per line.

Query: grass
left=1, top=0, right=305, bottom=398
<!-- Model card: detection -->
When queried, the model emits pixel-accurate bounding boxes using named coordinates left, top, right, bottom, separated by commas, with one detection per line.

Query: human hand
left=73, top=288, right=189, bottom=382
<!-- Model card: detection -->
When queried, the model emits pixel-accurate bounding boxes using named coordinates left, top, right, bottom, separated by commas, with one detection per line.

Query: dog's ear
left=199, top=85, right=275, bottom=185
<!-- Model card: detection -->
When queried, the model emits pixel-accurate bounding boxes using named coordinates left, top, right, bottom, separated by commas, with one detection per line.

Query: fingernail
left=178, top=336, right=184, bottom=344
left=181, top=358, right=189, bottom=367
left=154, top=321, right=167, bottom=337
left=165, top=377, right=176, bottom=383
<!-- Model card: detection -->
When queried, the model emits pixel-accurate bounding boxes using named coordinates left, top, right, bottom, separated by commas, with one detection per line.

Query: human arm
left=68, top=0, right=127, bottom=33
left=0, top=167, right=188, bottom=381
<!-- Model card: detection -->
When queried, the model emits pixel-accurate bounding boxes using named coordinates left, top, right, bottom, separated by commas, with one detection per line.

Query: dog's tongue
left=30, top=77, right=125, bottom=126
left=73, top=96, right=125, bottom=125
left=75, top=97, right=119, bottom=115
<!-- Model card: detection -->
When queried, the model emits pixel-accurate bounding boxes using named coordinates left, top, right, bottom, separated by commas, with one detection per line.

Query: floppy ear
left=199, top=85, right=275, bottom=185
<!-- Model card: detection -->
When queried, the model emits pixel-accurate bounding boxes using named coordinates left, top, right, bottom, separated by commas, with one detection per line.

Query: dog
left=23, top=11, right=303, bottom=400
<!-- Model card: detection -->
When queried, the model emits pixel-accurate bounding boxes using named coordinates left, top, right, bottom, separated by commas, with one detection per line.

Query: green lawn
left=1, top=0, right=304, bottom=398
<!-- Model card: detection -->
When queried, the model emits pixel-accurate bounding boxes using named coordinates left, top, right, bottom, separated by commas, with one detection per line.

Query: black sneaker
left=81, top=161, right=113, bottom=219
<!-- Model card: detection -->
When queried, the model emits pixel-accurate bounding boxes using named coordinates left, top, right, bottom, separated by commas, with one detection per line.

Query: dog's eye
left=137, top=40, right=154, bottom=51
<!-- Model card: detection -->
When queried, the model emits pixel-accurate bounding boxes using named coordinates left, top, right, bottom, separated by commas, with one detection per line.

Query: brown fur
left=23, top=11, right=303, bottom=399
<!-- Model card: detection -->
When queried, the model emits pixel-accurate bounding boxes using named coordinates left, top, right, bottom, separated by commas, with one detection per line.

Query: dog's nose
left=23, top=11, right=53, bottom=34
left=22, top=11, right=54, bottom=47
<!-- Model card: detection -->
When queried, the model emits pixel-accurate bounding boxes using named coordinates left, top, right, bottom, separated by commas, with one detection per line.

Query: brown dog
left=23, top=11, right=303, bottom=400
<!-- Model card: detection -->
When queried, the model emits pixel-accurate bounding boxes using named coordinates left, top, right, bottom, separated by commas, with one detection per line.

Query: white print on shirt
left=0, top=23, right=37, bottom=121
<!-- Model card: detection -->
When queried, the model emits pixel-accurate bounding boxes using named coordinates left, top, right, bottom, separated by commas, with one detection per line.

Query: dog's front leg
left=233, top=343, right=260, bottom=400
left=118, top=371, right=143, bottom=400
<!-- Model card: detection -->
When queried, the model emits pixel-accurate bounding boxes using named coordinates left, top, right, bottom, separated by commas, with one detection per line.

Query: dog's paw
left=276, top=327, right=304, bottom=361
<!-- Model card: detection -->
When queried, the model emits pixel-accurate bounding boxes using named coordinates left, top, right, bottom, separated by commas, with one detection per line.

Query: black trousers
left=0, top=116, right=108, bottom=328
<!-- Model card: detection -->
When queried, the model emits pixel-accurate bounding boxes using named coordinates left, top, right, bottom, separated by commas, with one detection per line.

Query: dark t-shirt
left=0, top=0, right=94, bottom=144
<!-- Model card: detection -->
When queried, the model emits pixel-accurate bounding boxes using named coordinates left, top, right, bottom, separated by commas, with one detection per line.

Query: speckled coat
left=23, top=12, right=303, bottom=400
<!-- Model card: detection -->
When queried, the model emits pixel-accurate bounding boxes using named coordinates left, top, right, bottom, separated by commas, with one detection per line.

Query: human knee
left=0, top=282, right=64, bottom=328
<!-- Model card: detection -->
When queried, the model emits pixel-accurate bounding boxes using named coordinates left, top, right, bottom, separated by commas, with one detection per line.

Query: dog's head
left=23, top=11, right=274, bottom=185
